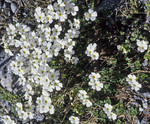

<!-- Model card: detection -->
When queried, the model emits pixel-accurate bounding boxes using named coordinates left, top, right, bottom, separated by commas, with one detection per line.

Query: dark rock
left=97, top=0, right=122, bottom=12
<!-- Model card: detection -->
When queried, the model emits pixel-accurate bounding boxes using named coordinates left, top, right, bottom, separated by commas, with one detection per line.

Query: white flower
left=136, top=39, right=148, bottom=52
left=57, top=39, right=65, bottom=49
left=27, top=112, right=34, bottom=120
left=64, top=46, right=75, bottom=55
left=36, top=96, right=42, bottom=105
left=16, top=103, right=23, bottom=111
left=10, top=39, right=21, bottom=47
left=131, top=81, right=142, bottom=91
left=19, top=24, right=30, bottom=34
left=107, top=112, right=117, bottom=120
left=10, top=61, right=18, bottom=71
left=82, top=99, right=92, bottom=107
left=85, top=43, right=97, bottom=57
left=15, top=23, right=21, bottom=32
left=126, top=74, right=136, bottom=84
left=84, top=9, right=97, bottom=21
left=20, top=48, right=30, bottom=57
left=71, top=57, right=79, bottom=65
left=34, top=75, right=43, bottom=84
left=49, top=104, right=55, bottom=114
left=51, top=12, right=59, bottom=20
left=66, top=3, right=79, bottom=16
left=44, top=83, right=54, bottom=92
left=34, top=7, right=45, bottom=23
left=78, top=90, right=88, bottom=100
left=32, top=48, right=42, bottom=59
left=89, top=72, right=101, bottom=81
left=25, top=103, right=35, bottom=112
left=6, top=24, right=16, bottom=35
left=65, top=31, right=75, bottom=39
left=91, top=81, right=103, bottom=91
left=26, top=84, right=34, bottom=95
left=47, top=4, right=54, bottom=13
left=57, top=10, right=67, bottom=22
left=18, top=77, right=26, bottom=86
left=91, top=52, right=99, bottom=60
left=53, top=0, right=65, bottom=11
left=73, top=18, right=80, bottom=29
left=4, top=46, right=13, bottom=56
left=49, top=69, right=60, bottom=80
left=52, top=24, right=62, bottom=35
left=45, top=14, right=53, bottom=24
left=39, top=104, right=49, bottom=113
left=50, top=46, right=60, bottom=57
left=103, top=103, right=113, bottom=113
left=42, top=90, right=50, bottom=97
left=52, top=80, right=63, bottom=91
left=2, top=115, right=16, bottom=124
left=24, top=93, right=32, bottom=104
left=18, top=110, right=28, bottom=120
left=13, top=67, right=25, bottom=77
left=69, top=116, right=80, bottom=124
left=64, top=0, right=71, bottom=6
left=42, top=96, right=52, bottom=105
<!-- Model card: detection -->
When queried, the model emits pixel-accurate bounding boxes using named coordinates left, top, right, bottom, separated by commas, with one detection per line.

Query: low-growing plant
left=0, top=0, right=150, bottom=124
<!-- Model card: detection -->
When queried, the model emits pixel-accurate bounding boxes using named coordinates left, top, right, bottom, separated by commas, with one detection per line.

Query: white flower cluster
left=1, top=0, right=100, bottom=123
left=103, top=103, right=117, bottom=120
left=34, top=0, right=79, bottom=23
left=78, top=90, right=92, bottom=107
left=36, top=92, right=54, bottom=115
left=85, top=43, right=99, bottom=60
left=16, top=102, right=34, bottom=120
left=136, top=39, right=148, bottom=53
left=84, top=9, right=97, bottom=21
left=2, top=115, right=16, bottom=124
left=15, top=83, right=36, bottom=121
left=69, top=116, right=80, bottom=124
left=126, top=74, right=142, bottom=91
left=88, top=72, right=103, bottom=91
left=1, top=0, right=83, bottom=122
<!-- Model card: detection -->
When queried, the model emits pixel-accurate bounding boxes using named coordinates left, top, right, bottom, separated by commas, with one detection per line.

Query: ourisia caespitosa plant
left=1, top=0, right=150, bottom=124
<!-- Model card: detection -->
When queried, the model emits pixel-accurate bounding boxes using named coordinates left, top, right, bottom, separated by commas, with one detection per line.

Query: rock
left=97, top=0, right=122, bottom=12
left=10, top=1, right=18, bottom=14
left=0, top=50, right=14, bottom=92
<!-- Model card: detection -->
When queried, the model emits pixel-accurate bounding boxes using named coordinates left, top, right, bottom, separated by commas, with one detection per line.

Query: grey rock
left=141, top=92, right=150, bottom=98
left=97, top=0, right=122, bottom=12
left=141, top=117, right=147, bottom=124
left=134, top=116, right=141, bottom=124
left=146, top=16, right=150, bottom=24
left=5, top=0, right=12, bottom=3
left=139, top=0, right=150, bottom=4
left=0, top=50, right=14, bottom=92
left=10, top=1, right=18, bottom=14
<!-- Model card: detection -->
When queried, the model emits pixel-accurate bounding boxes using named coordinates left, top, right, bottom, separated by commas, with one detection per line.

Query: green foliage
left=0, top=0, right=150, bottom=124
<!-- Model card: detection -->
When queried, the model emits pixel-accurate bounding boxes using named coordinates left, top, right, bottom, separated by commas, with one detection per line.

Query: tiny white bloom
left=131, top=81, right=142, bottom=91
left=126, top=74, right=136, bottom=84
left=84, top=9, right=97, bottom=21
left=78, top=90, right=88, bottom=100
left=69, top=116, right=80, bottom=124
left=49, top=104, right=55, bottom=114
left=136, top=39, right=148, bottom=53
left=103, top=103, right=113, bottom=113
left=82, top=99, right=92, bottom=107
left=107, top=112, right=117, bottom=120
